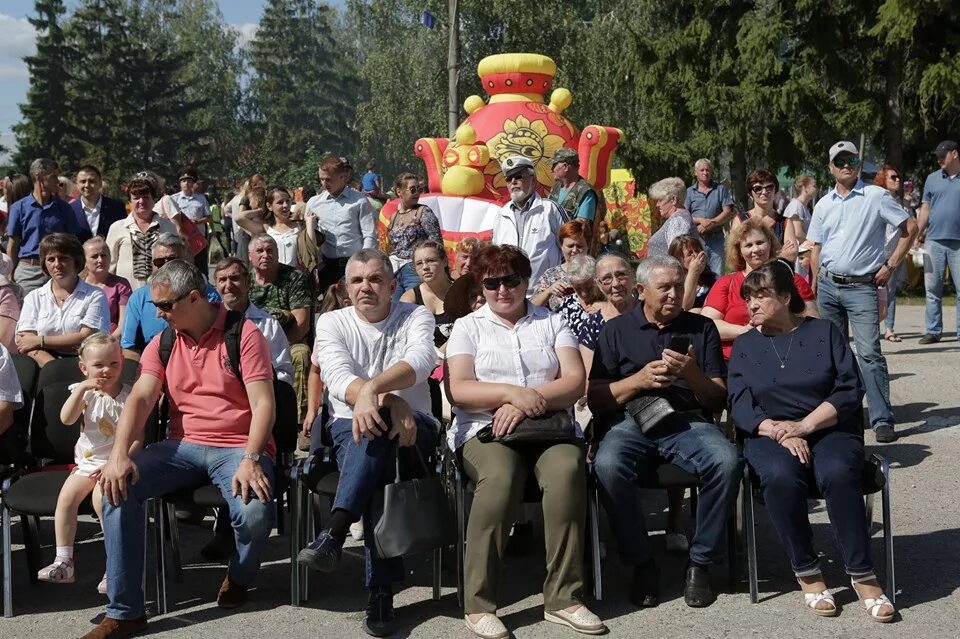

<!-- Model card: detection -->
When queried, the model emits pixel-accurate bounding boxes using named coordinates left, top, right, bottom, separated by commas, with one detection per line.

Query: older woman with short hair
left=531, top=219, right=592, bottom=311
left=15, top=233, right=109, bottom=365
left=446, top=244, right=605, bottom=638
left=646, top=177, right=700, bottom=257
left=729, top=261, right=895, bottom=623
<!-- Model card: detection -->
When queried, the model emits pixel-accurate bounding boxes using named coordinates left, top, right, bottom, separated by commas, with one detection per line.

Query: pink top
left=0, top=286, right=20, bottom=322
left=140, top=304, right=276, bottom=457
left=91, top=273, right=132, bottom=332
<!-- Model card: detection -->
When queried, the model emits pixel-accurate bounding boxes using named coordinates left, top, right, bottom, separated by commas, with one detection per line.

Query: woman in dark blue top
left=728, top=261, right=895, bottom=623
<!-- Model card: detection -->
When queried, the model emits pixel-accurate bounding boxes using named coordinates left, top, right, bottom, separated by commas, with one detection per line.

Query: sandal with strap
left=851, top=575, right=895, bottom=623
left=37, top=560, right=75, bottom=584
left=798, top=575, right=837, bottom=617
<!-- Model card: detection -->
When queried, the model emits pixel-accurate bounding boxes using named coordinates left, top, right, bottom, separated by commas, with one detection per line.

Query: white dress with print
left=72, top=383, right=131, bottom=477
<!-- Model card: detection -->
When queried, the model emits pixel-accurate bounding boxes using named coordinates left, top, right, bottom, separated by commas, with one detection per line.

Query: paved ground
left=2, top=305, right=958, bottom=639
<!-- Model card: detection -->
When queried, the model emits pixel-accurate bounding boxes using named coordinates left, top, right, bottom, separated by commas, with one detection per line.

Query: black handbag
left=625, top=394, right=679, bottom=435
left=475, top=410, right=578, bottom=444
left=371, top=446, right=455, bottom=559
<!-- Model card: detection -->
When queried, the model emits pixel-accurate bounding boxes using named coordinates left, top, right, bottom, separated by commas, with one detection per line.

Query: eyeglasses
left=153, top=256, right=177, bottom=268
left=482, top=273, right=523, bottom=291
left=406, top=186, right=423, bottom=194
left=153, top=291, right=191, bottom=312
left=750, top=184, right=777, bottom=194
left=832, top=156, right=861, bottom=168
left=505, top=173, right=528, bottom=183
left=598, top=271, right=630, bottom=286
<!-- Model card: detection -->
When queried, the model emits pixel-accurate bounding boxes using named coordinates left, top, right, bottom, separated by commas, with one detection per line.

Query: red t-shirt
left=703, top=271, right=815, bottom=360
left=140, top=304, right=276, bottom=457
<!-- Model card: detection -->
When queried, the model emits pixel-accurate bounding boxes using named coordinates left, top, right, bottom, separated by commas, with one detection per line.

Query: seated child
left=37, top=333, right=132, bottom=594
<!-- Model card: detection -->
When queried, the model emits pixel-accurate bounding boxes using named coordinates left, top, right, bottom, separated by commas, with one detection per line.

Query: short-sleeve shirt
left=170, top=191, right=210, bottom=223
left=0, top=344, right=23, bottom=410
left=703, top=270, right=814, bottom=360
left=589, top=304, right=725, bottom=426
left=265, top=225, right=302, bottom=268
left=783, top=198, right=812, bottom=234
left=361, top=171, right=380, bottom=192
left=0, top=286, right=21, bottom=322
left=531, top=264, right=569, bottom=312
left=17, top=280, right=110, bottom=345
left=6, top=195, right=88, bottom=257
left=387, top=206, right=442, bottom=260
left=646, top=211, right=699, bottom=257
left=139, top=304, right=276, bottom=457
left=245, top=303, right=295, bottom=387
left=120, top=283, right=221, bottom=350
left=808, top=180, right=909, bottom=276
left=90, top=274, right=132, bottom=333
left=921, top=169, right=960, bottom=241
left=445, top=303, right=580, bottom=450
left=249, top=264, right=312, bottom=334
left=684, top=182, right=733, bottom=229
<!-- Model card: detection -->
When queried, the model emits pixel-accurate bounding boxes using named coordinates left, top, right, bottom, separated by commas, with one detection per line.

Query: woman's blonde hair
left=725, top=218, right=781, bottom=272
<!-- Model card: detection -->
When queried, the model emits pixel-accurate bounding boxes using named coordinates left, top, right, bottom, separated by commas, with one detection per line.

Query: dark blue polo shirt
left=590, top=304, right=725, bottom=424
left=6, top=194, right=89, bottom=257
left=922, top=169, right=960, bottom=241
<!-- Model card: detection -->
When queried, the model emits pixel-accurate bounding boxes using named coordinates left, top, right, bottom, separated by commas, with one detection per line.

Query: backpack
left=158, top=309, right=246, bottom=381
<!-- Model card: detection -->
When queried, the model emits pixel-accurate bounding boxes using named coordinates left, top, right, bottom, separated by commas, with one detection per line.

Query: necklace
left=768, top=331, right=795, bottom=369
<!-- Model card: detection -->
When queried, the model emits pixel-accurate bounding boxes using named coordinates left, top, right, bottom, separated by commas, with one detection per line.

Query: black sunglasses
left=153, top=290, right=191, bottom=312
left=750, top=183, right=777, bottom=194
left=482, top=273, right=523, bottom=291
left=152, top=256, right=177, bottom=268
left=832, top=156, right=861, bottom=168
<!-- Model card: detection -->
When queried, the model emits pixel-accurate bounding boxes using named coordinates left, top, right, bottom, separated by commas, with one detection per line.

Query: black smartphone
left=667, top=335, right=690, bottom=354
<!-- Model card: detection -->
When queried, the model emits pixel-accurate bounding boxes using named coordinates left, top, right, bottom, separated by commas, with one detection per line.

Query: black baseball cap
left=933, top=140, right=958, bottom=156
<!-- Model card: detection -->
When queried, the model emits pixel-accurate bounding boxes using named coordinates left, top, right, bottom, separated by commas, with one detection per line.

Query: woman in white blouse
left=446, top=245, right=605, bottom=639
left=15, top=233, right=109, bottom=366
left=233, top=185, right=318, bottom=269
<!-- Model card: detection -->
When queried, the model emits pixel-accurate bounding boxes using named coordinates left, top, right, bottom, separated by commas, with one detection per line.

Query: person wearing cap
left=807, top=141, right=917, bottom=443
left=171, top=167, right=212, bottom=273
left=547, top=148, right=602, bottom=223
left=684, top=159, right=735, bottom=275
left=916, top=140, right=960, bottom=345
left=491, top=155, right=567, bottom=285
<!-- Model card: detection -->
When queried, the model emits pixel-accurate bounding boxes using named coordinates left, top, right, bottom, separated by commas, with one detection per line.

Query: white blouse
left=17, top=279, right=110, bottom=347
left=445, top=303, right=580, bottom=450
left=266, top=225, right=301, bottom=268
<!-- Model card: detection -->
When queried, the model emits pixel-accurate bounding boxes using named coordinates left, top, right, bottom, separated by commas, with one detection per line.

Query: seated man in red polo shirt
left=86, top=259, right=276, bottom=639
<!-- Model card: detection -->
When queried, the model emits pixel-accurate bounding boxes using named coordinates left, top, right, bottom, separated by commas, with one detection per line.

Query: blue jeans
left=592, top=412, right=741, bottom=566
left=923, top=239, right=960, bottom=338
left=816, top=275, right=892, bottom=429
left=745, top=430, right=873, bottom=577
left=391, top=262, right=421, bottom=304
left=702, top=232, right=726, bottom=275
left=102, top=439, right=275, bottom=620
left=325, top=410, right=439, bottom=588
left=884, top=263, right=906, bottom=333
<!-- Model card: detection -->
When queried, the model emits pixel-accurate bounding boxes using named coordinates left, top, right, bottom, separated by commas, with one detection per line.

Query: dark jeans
left=592, top=410, right=741, bottom=566
left=324, top=409, right=439, bottom=588
left=745, top=429, right=873, bottom=577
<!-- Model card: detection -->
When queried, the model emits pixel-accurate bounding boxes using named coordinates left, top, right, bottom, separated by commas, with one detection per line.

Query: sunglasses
left=153, top=256, right=177, bottom=268
left=153, top=290, right=191, bottom=312
left=832, top=156, right=861, bottom=168
left=505, top=173, right=528, bottom=183
left=888, top=175, right=901, bottom=182
left=750, top=184, right=777, bottom=194
left=482, top=273, right=523, bottom=291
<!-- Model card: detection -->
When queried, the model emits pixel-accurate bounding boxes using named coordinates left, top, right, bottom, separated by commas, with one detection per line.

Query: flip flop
left=884, top=332, right=902, bottom=342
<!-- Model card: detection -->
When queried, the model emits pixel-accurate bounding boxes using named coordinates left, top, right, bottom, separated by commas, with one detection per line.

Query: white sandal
left=851, top=575, right=895, bottom=623
left=802, top=590, right=838, bottom=617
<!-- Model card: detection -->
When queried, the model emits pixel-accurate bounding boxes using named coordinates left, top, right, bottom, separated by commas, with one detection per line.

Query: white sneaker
left=97, top=573, right=107, bottom=595
left=349, top=521, right=365, bottom=541
left=465, top=613, right=509, bottom=639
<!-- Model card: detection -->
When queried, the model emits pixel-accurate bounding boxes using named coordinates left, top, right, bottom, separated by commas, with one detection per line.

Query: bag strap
left=158, top=309, right=245, bottom=383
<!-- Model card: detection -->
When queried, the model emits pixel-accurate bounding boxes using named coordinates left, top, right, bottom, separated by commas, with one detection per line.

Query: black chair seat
left=4, top=470, right=92, bottom=516
left=304, top=468, right=340, bottom=497
left=167, top=483, right=227, bottom=509
left=643, top=463, right=701, bottom=489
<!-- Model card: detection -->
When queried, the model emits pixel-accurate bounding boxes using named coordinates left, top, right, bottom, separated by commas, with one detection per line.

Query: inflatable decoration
left=380, top=53, right=626, bottom=258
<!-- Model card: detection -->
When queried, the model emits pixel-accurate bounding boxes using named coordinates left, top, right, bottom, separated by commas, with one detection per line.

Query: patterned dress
left=72, top=384, right=131, bottom=477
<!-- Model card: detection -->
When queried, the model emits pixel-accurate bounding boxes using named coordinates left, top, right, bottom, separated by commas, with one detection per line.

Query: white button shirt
left=245, top=302, right=295, bottom=387
left=305, top=187, right=377, bottom=259
left=17, top=280, right=110, bottom=344
left=444, top=303, right=580, bottom=450
left=491, top=192, right=567, bottom=285
left=81, top=196, right=102, bottom=236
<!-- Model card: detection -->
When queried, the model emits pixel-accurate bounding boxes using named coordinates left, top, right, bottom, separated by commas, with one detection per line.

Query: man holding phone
left=587, top=255, right=740, bottom=610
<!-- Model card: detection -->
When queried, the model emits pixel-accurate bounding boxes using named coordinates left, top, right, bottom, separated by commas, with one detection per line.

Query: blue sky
left=0, top=0, right=346, bottom=163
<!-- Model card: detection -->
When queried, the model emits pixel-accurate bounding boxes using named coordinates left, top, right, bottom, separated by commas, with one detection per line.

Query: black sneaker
left=874, top=423, right=898, bottom=443
left=363, top=586, right=397, bottom=637
left=918, top=334, right=940, bottom=345
left=297, top=529, right=342, bottom=572
left=629, top=560, right=659, bottom=608
left=683, top=564, right=716, bottom=607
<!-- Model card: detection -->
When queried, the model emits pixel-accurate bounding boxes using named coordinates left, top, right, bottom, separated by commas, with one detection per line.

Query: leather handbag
left=372, top=446, right=455, bottom=559
left=625, top=395, right=678, bottom=435
left=476, top=410, right=578, bottom=444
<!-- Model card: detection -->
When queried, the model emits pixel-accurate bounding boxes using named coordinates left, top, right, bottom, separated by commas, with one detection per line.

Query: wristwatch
left=241, top=452, right=261, bottom=463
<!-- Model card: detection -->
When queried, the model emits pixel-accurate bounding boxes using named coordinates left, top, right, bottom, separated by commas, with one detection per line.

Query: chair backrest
left=120, top=357, right=140, bottom=386
left=0, top=354, right=40, bottom=467
left=30, top=358, right=85, bottom=462
left=272, top=380, right=298, bottom=456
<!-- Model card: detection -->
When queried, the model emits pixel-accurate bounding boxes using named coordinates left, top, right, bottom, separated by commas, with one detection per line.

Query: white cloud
left=0, top=13, right=36, bottom=80
left=233, top=22, right=258, bottom=50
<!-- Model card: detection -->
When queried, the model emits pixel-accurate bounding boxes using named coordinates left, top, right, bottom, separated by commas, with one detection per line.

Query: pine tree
left=12, top=0, right=72, bottom=169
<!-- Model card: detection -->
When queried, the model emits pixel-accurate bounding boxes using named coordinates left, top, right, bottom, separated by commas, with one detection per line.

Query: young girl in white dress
left=36, top=333, right=132, bottom=594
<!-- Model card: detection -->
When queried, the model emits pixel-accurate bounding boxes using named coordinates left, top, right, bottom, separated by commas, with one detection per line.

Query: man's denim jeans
left=816, top=275, right=893, bottom=428
left=592, top=412, right=741, bottom=566
left=923, top=239, right=960, bottom=338
left=103, top=439, right=275, bottom=620
left=325, top=410, right=439, bottom=589
left=702, top=232, right=726, bottom=275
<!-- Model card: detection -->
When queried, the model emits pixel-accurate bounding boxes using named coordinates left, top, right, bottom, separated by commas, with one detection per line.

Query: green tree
left=12, top=0, right=72, bottom=168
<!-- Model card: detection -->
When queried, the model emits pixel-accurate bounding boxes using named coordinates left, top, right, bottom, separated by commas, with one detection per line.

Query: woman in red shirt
left=702, top=218, right=818, bottom=359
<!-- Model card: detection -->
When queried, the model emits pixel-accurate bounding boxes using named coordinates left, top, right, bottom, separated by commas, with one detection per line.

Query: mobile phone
left=667, top=335, right=690, bottom=354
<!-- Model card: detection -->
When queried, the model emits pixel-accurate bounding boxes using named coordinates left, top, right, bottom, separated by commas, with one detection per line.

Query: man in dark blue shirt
left=6, top=158, right=90, bottom=293
left=588, top=255, right=740, bottom=610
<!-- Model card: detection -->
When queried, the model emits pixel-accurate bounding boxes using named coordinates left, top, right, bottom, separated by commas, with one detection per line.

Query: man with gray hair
left=120, top=232, right=220, bottom=359
left=492, top=155, right=567, bottom=285
left=684, top=159, right=734, bottom=274
left=89, top=259, right=277, bottom=638
left=588, top=255, right=739, bottom=610
left=297, top=248, right=438, bottom=637
left=6, top=157, right=91, bottom=293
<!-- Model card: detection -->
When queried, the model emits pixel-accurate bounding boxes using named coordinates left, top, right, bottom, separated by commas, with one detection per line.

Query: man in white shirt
left=492, top=155, right=567, bottom=285
left=304, top=156, right=377, bottom=291
left=297, top=248, right=437, bottom=637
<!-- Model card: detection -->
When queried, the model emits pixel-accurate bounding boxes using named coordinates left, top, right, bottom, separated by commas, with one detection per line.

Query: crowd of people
left=0, top=136, right=956, bottom=638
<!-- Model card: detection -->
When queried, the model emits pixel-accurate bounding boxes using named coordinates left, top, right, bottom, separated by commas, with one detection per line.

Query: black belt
left=821, top=268, right=875, bottom=285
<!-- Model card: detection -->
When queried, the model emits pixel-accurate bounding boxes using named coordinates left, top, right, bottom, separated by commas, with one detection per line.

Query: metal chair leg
left=165, top=503, right=184, bottom=583
left=2, top=504, right=12, bottom=618
left=743, top=467, right=758, bottom=604
left=588, top=484, right=602, bottom=601
left=877, top=457, right=895, bottom=604
left=865, top=492, right=875, bottom=526
left=455, top=472, right=465, bottom=609
left=432, top=547, right=442, bottom=601
left=23, top=515, right=41, bottom=582
left=302, top=483, right=313, bottom=602
left=290, top=475, right=300, bottom=606
left=153, top=500, right=168, bottom=615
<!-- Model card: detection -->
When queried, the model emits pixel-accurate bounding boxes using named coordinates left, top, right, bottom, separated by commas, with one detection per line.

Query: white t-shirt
left=783, top=198, right=811, bottom=233
left=0, top=344, right=23, bottom=410
left=444, top=303, right=580, bottom=450
left=17, top=280, right=110, bottom=345
left=313, top=303, right=437, bottom=421
left=245, top=303, right=295, bottom=387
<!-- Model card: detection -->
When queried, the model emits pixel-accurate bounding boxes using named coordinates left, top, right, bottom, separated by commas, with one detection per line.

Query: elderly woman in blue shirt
left=728, top=261, right=895, bottom=623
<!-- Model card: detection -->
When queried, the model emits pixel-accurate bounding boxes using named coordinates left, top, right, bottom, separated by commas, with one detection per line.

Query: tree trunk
left=447, top=0, right=460, bottom=138
left=883, top=46, right=904, bottom=168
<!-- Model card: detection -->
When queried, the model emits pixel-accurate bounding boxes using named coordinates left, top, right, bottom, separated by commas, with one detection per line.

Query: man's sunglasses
left=832, top=156, right=861, bottom=169
left=153, top=291, right=190, bottom=312
left=482, top=273, right=523, bottom=291
left=153, top=256, right=177, bottom=268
